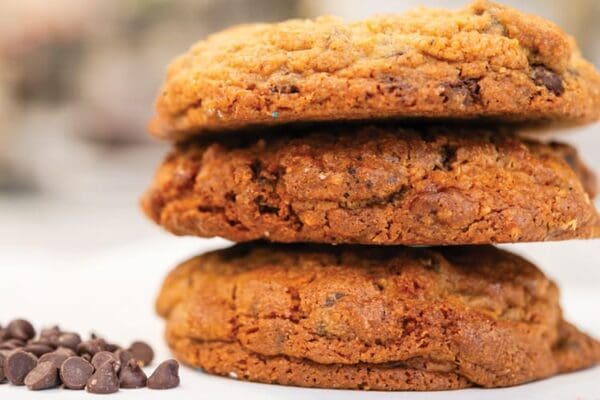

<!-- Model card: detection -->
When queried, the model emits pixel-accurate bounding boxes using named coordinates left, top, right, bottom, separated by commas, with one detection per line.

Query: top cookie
left=150, top=0, right=600, bottom=140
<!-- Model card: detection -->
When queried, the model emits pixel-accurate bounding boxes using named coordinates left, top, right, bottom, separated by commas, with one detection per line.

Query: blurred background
left=0, top=0, right=598, bottom=287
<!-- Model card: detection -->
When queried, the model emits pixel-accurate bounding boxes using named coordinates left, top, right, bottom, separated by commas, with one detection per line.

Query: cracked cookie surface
left=150, top=0, right=600, bottom=140
left=141, top=125, right=600, bottom=245
left=156, top=243, right=600, bottom=390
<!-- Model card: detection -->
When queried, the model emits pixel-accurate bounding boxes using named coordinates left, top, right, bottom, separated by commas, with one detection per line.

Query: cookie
left=141, top=125, right=600, bottom=245
left=156, top=243, right=600, bottom=390
left=150, top=0, right=600, bottom=140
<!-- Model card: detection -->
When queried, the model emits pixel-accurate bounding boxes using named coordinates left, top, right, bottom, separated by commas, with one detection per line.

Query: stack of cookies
left=142, top=1, right=600, bottom=390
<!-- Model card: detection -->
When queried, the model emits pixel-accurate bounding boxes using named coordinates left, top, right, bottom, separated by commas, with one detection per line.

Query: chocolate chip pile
left=0, top=319, right=180, bottom=393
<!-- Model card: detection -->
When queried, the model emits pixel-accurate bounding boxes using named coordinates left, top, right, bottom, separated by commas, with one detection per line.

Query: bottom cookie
left=157, top=243, right=600, bottom=390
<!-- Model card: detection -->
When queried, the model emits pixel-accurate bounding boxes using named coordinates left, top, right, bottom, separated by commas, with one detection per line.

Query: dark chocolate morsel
left=147, top=360, right=180, bottom=390
left=5, top=350, right=38, bottom=385
left=23, top=343, right=54, bottom=357
left=0, top=351, right=6, bottom=382
left=0, top=338, right=25, bottom=350
left=24, top=361, right=60, bottom=390
left=7, top=319, right=36, bottom=341
left=77, top=338, right=107, bottom=357
left=39, top=351, right=70, bottom=369
left=60, top=356, right=94, bottom=390
left=105, top=343, right=121, bottom=353
left=128, top=341, right=154, bottom=367
left=39, top=326, right=60, bottom=338
left=54, top=347, right=77, bottom=357
left=532, top=65, right=565, bottom=96
left=91, top=351, right=120, bottom=372
left=58, top=333, right=81, bottom=351
left=119, top=359, right=147, bottom=389
left=87, top=360, right=119, bottom=394
left=115, top=349, right=134, bottom=367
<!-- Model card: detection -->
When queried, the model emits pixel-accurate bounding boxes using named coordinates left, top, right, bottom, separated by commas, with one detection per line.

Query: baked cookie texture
left=141, top=125, right=600, bottom=245
left=156, top=243, right=600, bottom=390
left=150, top=0, right=600, bottom=140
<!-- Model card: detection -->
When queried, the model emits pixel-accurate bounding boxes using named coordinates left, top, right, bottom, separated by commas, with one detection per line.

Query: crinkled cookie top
left=150, top=0, right=600, bottom=140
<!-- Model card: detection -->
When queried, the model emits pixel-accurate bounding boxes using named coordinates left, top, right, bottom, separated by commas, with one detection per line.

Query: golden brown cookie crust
left=142, top=125, right=600, bottom=245
left=156, top=243, right=600, bottom=390
left=150, top=0, right=600, bottom=140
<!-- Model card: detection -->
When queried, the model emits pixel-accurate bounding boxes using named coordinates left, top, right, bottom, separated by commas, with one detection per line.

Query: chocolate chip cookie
left=141, top=125, right=599, bottom=245
left=156, top=243, right=600, bottom=390
left=150, top=0, right=600, bottom=140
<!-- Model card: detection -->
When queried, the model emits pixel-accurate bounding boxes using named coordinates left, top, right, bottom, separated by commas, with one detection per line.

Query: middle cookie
left=142, top=125, right=599, bottom=245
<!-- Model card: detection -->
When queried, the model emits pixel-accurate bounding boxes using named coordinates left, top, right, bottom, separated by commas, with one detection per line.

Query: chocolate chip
left=440, top=78, right=481, bottom=106
left=270, top=84, right=300, bottom=94
left=39, top=326, right=60, bottom=340
left=147, top=360, right=180, bottom=390
left=5, top=350, right=38, bottom=385
left=119, top=359, right=147, bottom=389
left=435, top=144, right=457, bottom=171
left=380, top=75, right=412, bottom=96
left=255, top=195, right=280, bottom=215
left=531, top=65, right=564, bottom=96
left=115, top=349, right=134, bottom=366
left=224, top=191, right=237, bottom=202
left=91, top=351, right=120, bottom=371
left=128, top=341, right=154, bottom=367
left=315, top=321, right=327, bottom=336
left=324, top=292, right=345, bottom=307
left=377, top=76, right=416, bottom=105
left=36, top=326, right=61, bottom=348
left=105, top=343, right=121, bottom=352
left=23, top=343, right=54, bottom=357
left=0, top=319, right=168, bottom=392
left=87, top=360, right=119, bottom=394
left=0, top=338, right=25, bottom=350
left=24, top=361, right=60, bottom=390
left=462, top=78, right=481, bottom=105
left=6, top=319, right=36, bottom=341
left=0, top=352, right=6, bottom=382
left=55, top=347, right=77, bottom=357
left=77, top=338, right=107, bottom=356
left=60, top=356, right=94, bottom=390
left=39, top=351, right=70, bottom=369
left=250, top=159, right=263, bottom=180
left=58, top=333, right=81, bottom=351
left=31, top=338, right=58, bottom=349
